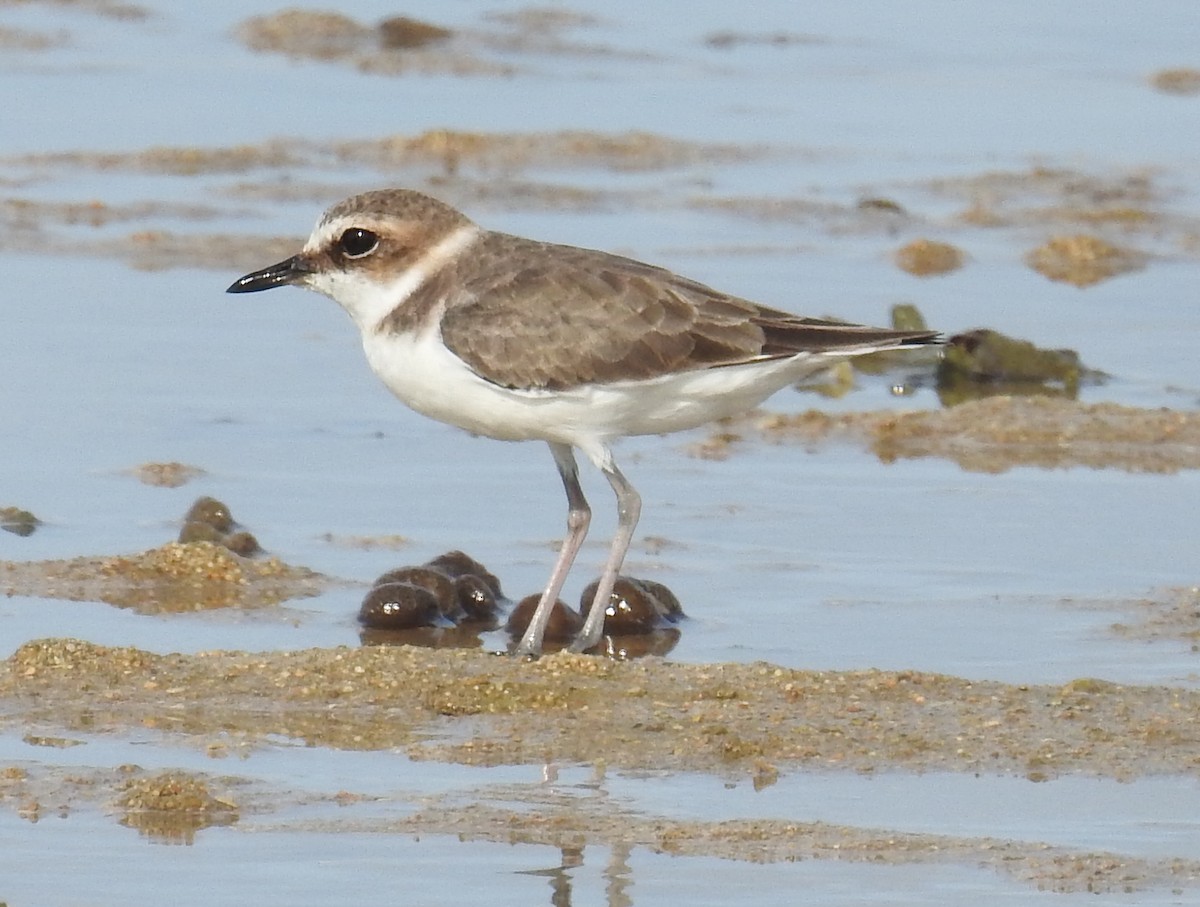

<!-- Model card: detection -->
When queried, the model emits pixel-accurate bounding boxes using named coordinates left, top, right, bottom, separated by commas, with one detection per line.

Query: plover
left=228, top=189, right=938, bottom=656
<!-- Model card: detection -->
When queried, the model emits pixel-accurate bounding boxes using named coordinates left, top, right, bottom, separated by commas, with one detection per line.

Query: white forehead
left=303, top=213, right=370, bottom=254
left=301, top=189, right=472, bottom=254
left=299, top=220, right=482, bottom=333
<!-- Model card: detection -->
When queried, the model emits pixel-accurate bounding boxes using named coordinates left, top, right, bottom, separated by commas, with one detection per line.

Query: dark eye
left=338, top=228, right=379, bottom=259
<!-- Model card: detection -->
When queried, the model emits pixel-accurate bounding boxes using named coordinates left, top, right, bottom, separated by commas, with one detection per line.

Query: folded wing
left=439, top=235, right=936, bottom=391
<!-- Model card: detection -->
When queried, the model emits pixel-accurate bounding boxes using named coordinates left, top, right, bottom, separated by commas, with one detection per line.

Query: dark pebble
left=183, top=496, right=234, bottom=534
left=505, top=594, right=583, bottom=642
left=454, top=574, right=499, bottom=622
left=423, top=550, right=503, bottom=598
left=626, top=578, right=684, bottom=620
left=358, top=581, right=441, bottom=630
left=580, top=577, right=682, bottom=635
left=178, top=520, right=225, bottom=545
left=372, top=566, right=461, bottom=620
left=223, top=531, right=261, bottom=557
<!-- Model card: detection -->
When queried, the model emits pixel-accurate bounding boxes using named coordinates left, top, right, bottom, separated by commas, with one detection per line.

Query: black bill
left=226, top=255, right=312, bottom=294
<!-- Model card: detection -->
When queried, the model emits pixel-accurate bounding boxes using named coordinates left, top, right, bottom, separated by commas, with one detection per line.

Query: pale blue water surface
left=2, top=1, right=1199, bottom=904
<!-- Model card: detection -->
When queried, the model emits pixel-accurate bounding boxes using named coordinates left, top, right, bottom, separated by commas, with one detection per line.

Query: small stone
left=222, top=531, right=261, bottom=557
left=378, top=16, right=453, bottom=50
left=373, top=566, right=460, bottom=620
left=580, top=576, right=681, bottom=635
left=183, top=497, right=234, bottom=534
left=178, top=520, right=225, bottom=545
left=1, top=506, right=40, bottom=537
left=424, top=550, right=503, bottom=598
left=506, top=594, right=582, bottom=641
left=454, top=574, right=499, bottom=622
left=358, top=582, right=441, bottom=630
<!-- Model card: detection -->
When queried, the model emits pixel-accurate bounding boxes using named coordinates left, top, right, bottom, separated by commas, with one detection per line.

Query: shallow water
left=3, top=1, right=1200, bottom=903
left=14, top=810, right=1182, bottom=907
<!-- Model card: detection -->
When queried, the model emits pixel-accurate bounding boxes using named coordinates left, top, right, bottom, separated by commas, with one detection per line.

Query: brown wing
left=438, top=233, right=936, bottom=391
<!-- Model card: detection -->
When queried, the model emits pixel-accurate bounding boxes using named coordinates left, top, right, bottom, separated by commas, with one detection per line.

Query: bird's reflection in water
left=518, top=843, right=633, bottom=907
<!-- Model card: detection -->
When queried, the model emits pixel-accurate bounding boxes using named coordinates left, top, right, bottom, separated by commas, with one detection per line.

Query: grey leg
left=514, top=442, right=592, bottom=657
left=570, top=456, right=641, bottom=653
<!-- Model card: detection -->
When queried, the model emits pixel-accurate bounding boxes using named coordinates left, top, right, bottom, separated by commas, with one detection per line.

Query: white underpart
left=304, top=217, right=905, bottom=470
left=366, top=328, right=899, bottom=469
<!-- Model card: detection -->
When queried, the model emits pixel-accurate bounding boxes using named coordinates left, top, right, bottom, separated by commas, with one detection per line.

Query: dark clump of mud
left=358, top=551, right=683, bottom=657
left=580, top=576, right=683, bottom=634
left=504, top=574, right=684, bottom=658
left=506, top=593, right=583, bottom=642
left=360, top=550, right=503, bottom=628
left=178, top=496, right=261, bottom=557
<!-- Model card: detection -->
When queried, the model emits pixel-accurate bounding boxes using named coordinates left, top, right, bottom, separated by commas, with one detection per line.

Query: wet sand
left=6, top=637, right=1200, bottom=779
left=0, top=542, right=328, bottom=613
left=700, top=397, right=1200, bottom=474
left=3, top=638, right=1200, bottom=893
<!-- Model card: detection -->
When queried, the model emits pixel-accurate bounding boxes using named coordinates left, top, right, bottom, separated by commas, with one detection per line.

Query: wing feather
left=436, top=233, right=935, bottom=390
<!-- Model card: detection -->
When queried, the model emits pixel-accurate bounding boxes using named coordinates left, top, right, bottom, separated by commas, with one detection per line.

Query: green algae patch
left=932, top=327, right=1101, bottom=405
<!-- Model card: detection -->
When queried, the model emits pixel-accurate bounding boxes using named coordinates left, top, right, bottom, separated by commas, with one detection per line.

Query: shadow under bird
left=228, top=189, right=938, bottom=656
